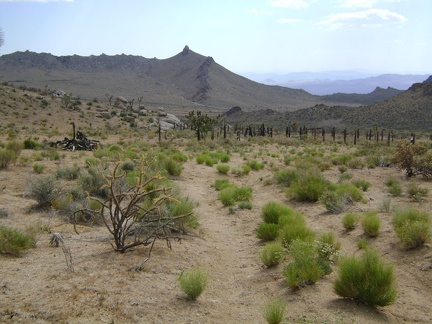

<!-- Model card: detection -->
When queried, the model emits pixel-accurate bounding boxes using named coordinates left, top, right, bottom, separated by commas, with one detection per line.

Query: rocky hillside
left=226, top=76, right=432, bottom=131
left=0, top=47, right=398, bottom=112
left=321, top=87, right=403, bottom=105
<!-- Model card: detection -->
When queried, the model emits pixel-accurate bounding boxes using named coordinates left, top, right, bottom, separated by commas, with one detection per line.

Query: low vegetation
left=334, top=249, right=397, bottom=307
left=179, top=268, right=208, bottom=300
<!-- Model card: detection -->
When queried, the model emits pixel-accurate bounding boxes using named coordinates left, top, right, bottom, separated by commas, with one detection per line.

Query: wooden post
left=71, top=122, right=76, bottom=140
left=343, top=128, right=347, bottom=144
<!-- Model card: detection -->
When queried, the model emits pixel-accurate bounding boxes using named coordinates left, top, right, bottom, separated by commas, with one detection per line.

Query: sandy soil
left=1, top=143, right=432, bottom=324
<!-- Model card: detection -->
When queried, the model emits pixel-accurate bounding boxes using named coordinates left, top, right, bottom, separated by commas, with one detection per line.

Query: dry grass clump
left=179, top=268, right=208, bottom=300
left=334, top=248, right=397, bottom=307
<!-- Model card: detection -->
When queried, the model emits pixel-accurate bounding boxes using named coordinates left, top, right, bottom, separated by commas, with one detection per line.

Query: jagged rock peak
left=182, top=45, right=190, bottom=55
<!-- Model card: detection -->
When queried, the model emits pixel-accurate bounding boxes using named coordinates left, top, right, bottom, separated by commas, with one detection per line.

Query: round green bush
left=216, top=164, right=230, bottom=174
left=179, top=268, right=208, bottom=300
left=361, top=212, right=381, bottom=237
left=257, top=223, right=280, bottom=241
left=279, top=221, right=315, bottom=247
left=259, top=241, right=284, bottom=268
left=0, top=225, right=36, bottom=256
left=262, top=299, right=285, bottom=324
left=334, top=249, right=397, bottom=307
left=392, top=208, right=431, bottom=248
left=342, top=213, right=359, bottom=231
left=261, top=201, right=293, bottom=224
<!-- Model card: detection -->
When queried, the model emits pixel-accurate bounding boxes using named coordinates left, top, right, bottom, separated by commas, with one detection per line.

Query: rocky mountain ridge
left=0, top=46, right=401, bottom=111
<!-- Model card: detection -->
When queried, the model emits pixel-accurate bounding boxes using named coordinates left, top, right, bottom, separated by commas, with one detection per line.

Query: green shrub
left=55, top=164, right=81, bottom=180
left=0, top=225, right=36, bottom=256
left=238, top=201, right=252, bottom=209
left=385, top=177, right=402, bottom=196
left=259, top=241, right=284, bottom=268
left=179, top=268, right=208, bottom=300
left=336, top=183, right=364, bottom=202
left=277, top=211, right=305, bottom=228
left=338, top=172, right=353, bottom=182
left=216, top=164, right=230, bottom=174
left=196, top=154, right=206, bottom=164
left=331, top=154, right=353, bottom=166
left=165, top=197, right=198, bottom=233
left=405, top=182, right=428, bottom=201
left=342, top=213, right=359, bottom=231
left=120, top=159, right=135, bottom=172
left=262, top=299, right=285, bottom=324
left=241, top=164, right=251, bottom=175
left=164, top=158, right=183, bottom=176
left=248, top=160, right=264, bottom=171
left=346, top=157, right=365, bottom=169
left=361, top=212, right=381, bottom=237
left=275, top=169, right=298, bottom=187
left=6, top=140, right=23, bottom=159
left=257, top=223, right=280, bottom=241
left=28, top=176, right=59, bottom=208
left=357, top=238, right=369, bottom=249
left=78, top=167, right=108, bottom=198
left=320, top=190, right=345, bottom=213
left=218, top=186, right=252, bottom=206
left=279, top=220, right=315, bottom=247
left=352, top=179, right=371, bottom=192
left=219, top=153, right=230, bottom=163
left=33, top=163, right=46, bottom=174
left=212, top=179, right=232, bottom=191
left=0, top=149, right=15, bottom=169
left=338, top=165, right=348, bottom=173
left=288, top=167, right=327, bottom=202
left=261, top=201, right=293, bottom=224
left=392, top=208, right=431, bottom=248
left=317, top=232, right=341, bottom=261
left=204, top=156, right=217, bottom=167
left=24, top=138, right=41, bottom=150
left=171, top=152, right=188, bottom=162
left=333, top=248, right=397, bottom=307
left=282, top=240, right=328, bottom=289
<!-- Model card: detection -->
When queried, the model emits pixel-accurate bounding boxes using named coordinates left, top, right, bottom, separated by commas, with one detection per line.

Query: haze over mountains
left=244, top=72, right=430, bottom=95
left=0, top=46, right=406, bottom=112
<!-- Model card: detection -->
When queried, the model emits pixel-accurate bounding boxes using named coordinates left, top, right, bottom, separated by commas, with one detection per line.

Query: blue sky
left=0, top=0, right=430, bottom=75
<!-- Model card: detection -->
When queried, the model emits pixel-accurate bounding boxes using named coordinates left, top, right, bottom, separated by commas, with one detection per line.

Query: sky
left=0, top=0, right=430, bottom=76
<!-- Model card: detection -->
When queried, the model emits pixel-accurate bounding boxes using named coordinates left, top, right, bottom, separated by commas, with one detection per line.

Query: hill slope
left=0, top=47, right=393, bottom=111
left=226, top=76, right=432, bottom=131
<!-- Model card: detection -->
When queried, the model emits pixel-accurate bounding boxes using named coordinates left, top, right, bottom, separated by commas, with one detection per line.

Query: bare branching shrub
left=84, top=155, right=191, bottom=265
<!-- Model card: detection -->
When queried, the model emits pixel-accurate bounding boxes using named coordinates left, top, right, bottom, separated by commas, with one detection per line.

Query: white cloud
left=277, top=18, right=301, bottom=23
left=318, top=8, right=407, bottom=29
left=0, top=0, right=73, bottom=2
left=270, top=0, right=309, bottom=9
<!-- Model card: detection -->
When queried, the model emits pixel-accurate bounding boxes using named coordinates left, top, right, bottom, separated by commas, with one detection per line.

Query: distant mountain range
left=1, top=46, right=431, bottom=130
left=0, top=47, right=405, bottom=111
left=226, top=76, right=432, bottom=131
left=244, top=72, right=430, bottom=95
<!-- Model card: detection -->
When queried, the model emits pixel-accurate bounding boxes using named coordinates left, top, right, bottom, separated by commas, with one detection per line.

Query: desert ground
left=0, top=85, right=431, bottom=323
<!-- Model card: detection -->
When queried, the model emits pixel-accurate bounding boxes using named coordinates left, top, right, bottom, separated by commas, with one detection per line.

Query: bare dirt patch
left=0, top=138, right=432, bottom=323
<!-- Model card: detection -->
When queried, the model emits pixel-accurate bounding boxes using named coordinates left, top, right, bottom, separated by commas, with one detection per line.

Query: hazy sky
left=0, top=0, right=430, bottom=75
